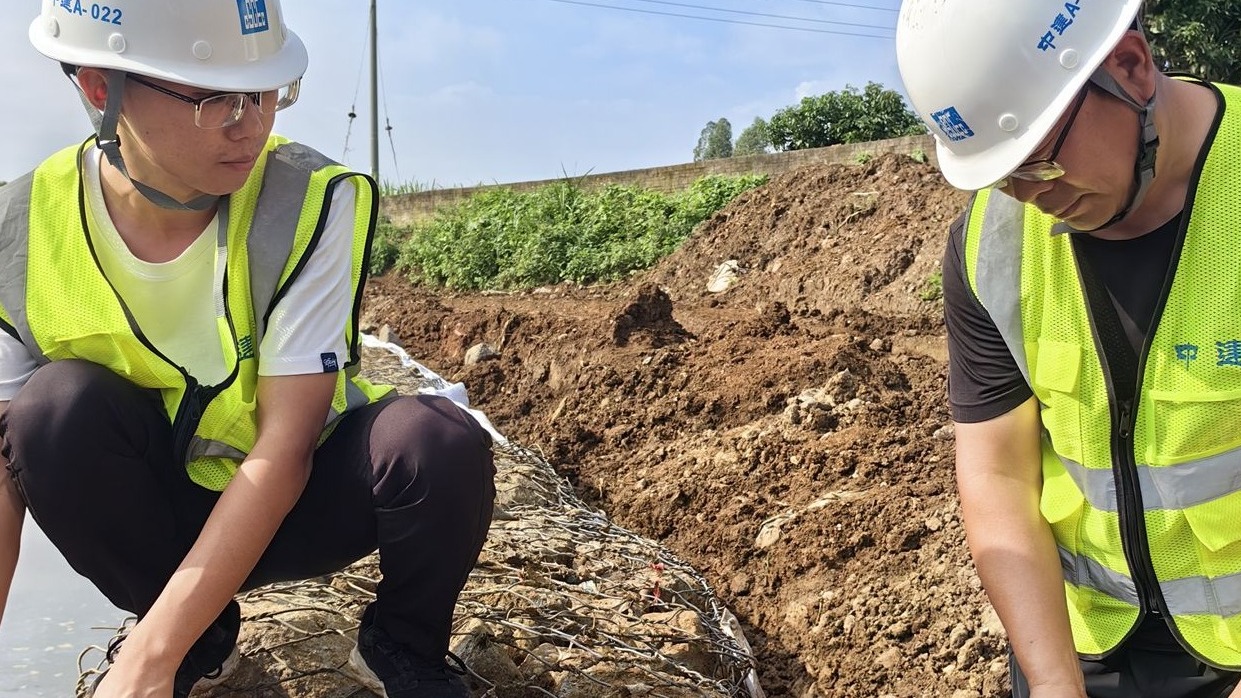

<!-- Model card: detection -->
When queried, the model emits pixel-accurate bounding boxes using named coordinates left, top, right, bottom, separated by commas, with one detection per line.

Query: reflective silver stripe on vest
left=1063, top=543, right=1241, bottom=617
left=186, top=435, right=249, bottom=462
left=974, top=193, right=1031, bottom=385
left=1164, top=570, right=1241, bottom=619
left=0, top=174, right=50, bottom=364
left=248, top=143, right=336, bottom=346
left=1059, top=545, right=1140, bottom=606
left=1060, top=446, right=1241, bottom=513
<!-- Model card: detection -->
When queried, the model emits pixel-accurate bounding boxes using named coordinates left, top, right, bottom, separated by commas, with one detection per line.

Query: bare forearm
left=117, top=373, right=333, bottom=674
left=961, top=473, right=1084, bottom=695
left=120, top=451, right=310, bottom=671
left=954, top=400, right=1085, bottom=698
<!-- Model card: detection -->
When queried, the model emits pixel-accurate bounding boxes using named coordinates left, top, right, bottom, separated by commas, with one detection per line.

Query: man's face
left=999, top=84, right=1141, bottom=231
left=115, top=75, right=278, bottom=199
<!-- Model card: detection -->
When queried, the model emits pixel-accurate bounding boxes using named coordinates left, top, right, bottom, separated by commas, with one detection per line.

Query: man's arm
left=94, top=373, right=336, bottom=694
left=0, top=401, right=23, bottom=632
left=955, top=397, right=1085, bottom=698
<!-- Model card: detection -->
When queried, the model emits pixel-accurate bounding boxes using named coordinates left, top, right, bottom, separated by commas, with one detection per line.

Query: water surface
left=0, top=516, right=122, bottom=696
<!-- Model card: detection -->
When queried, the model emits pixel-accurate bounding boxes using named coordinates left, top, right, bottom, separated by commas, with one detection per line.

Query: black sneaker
left=348, top=605, right=470, bottom=698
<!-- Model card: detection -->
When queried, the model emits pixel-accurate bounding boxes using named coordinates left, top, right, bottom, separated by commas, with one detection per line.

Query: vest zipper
left=1111, top=398, right=1164, bottom=617
left=171, top=376, right=205, bottom=465
left=1071, top=235, right=1168, bottom=630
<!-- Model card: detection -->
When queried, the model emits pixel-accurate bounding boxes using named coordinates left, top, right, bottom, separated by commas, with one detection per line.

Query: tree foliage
left=766, top=82, right=926, bottom=152
left=1142, top=1, right=1241, bottom=84
left=733, top=117, right=772, bottom=156
left=692, top=118, right=734, bottom=161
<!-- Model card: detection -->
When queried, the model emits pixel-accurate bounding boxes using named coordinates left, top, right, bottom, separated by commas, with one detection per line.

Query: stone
left=465, top=342, right=500, bottom=365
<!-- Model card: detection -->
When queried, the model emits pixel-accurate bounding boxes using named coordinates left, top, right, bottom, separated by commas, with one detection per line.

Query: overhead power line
left=773, top=0, right=899, bottom=12
left=626, top=0, right=894, bottom=31
left=545, top=0, right=895, bottom=38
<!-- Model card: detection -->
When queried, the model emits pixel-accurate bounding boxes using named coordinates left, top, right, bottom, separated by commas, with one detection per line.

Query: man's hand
left=85, top=650, right=176, bottom=698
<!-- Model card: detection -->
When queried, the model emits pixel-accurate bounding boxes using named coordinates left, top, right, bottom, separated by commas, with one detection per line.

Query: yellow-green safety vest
left=0, top=135, right=393, bottom=491
left=961, top=82, right=1241, bottom=668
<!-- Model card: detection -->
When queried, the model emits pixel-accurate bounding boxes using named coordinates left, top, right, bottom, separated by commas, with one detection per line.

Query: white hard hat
left=29, top=0, right=308, bottom=92
left=896, top=0, right=1142, bottom=190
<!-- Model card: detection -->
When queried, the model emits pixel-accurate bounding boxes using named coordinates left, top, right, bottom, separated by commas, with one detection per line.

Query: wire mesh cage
left=76, top=342, right=761, bottom=698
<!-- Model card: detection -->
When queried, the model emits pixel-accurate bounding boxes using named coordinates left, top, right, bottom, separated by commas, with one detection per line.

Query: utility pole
left=369, top=0, right=380, bottom=183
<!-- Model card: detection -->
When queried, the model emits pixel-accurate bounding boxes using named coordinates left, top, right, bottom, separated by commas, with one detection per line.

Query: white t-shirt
left=0, top=148, right=357, bottom=400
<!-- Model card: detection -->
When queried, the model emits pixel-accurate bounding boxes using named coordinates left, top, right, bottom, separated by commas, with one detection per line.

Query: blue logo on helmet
left=930, top=107, right=975, bottom=142
left=237, top=0, right=270, bottom=35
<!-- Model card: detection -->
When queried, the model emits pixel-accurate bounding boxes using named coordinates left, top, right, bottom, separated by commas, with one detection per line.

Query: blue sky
left=0, top=0, right=904, bottom=188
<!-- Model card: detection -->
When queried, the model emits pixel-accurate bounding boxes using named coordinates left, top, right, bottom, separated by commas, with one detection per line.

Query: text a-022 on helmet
left=56, top=0, right=123, bottom=26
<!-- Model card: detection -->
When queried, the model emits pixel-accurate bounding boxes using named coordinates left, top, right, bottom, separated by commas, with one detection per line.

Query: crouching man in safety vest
left=0, top=2, right=495, bottom=696
left=896, top=1, right=1241, bottom=696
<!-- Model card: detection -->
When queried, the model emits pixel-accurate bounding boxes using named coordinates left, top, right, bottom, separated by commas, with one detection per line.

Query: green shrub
left=368, top=218, right=406, bottom=276
left=390, top=174, right=767, bottom=290
left=920, top=270, right=943, bottom=301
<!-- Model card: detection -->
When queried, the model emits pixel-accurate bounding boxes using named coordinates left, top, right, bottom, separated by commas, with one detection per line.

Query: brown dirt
left=363, top=154, right=1013, bottom=697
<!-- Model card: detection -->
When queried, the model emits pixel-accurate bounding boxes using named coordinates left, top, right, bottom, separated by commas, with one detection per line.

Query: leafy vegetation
left=1143, top=2, right=1241, bottom=84
left=734, top=117, right=772, bottom=156
left=371, top=174, right=768, bottom=290
left=693, top=118, right=734, bottom=161
left=693, top=82, right=924, bottom=157
left=378, top=179, right=433, bottom=197
left=919, top=270, right=943, bottom=302
left=767, top=82, right=927, bottom=152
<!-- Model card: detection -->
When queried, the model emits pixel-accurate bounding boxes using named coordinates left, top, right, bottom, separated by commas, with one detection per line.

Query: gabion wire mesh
left=75, top=342, right=761, bottom=698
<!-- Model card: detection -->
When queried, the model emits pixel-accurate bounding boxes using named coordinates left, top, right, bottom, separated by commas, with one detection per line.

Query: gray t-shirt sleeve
left=942, top=212, right=1033, bottom=423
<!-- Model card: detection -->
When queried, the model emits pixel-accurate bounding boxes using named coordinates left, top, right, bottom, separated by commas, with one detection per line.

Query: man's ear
left=74, top=67, right=112, bottom=111
left=1099, top=31, right=1158, bottom=103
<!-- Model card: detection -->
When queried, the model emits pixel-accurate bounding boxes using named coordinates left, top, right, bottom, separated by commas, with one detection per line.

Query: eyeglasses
left=994, top=85, right=1090, bottom=189
left=126, top=74, right=300, bottom=129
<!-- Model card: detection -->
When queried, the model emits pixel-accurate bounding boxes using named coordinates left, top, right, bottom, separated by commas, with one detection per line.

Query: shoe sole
left=346, top=645, right=389, bottom=697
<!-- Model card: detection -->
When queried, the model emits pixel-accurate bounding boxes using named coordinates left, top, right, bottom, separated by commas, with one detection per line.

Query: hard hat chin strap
left=1058, top=67, right=1159, bottom=234
left=77, top=69, right=219, bottom=212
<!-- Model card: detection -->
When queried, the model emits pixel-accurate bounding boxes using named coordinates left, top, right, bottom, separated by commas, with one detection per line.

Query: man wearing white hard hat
left=0, top=2, right=495, bottom=697
left=898, top=1, right=1241, bottom=696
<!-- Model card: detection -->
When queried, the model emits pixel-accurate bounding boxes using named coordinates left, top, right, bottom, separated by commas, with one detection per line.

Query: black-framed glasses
left=994, top=85, right=1091, bottom=189
left=126, top=74, right=300, bottom=129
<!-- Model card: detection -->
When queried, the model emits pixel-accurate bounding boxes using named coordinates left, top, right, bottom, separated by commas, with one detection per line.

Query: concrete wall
left=381, top=134, right=937, bottom=226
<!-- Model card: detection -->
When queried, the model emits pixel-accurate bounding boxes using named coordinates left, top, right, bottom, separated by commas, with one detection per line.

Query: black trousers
left=1011, top=616, right=1241, bottom=698
left=0, top=359, right=496, bottom=663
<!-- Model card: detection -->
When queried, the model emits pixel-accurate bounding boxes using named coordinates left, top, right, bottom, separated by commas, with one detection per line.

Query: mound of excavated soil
left=363, top=154, right=1009, bottom=697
